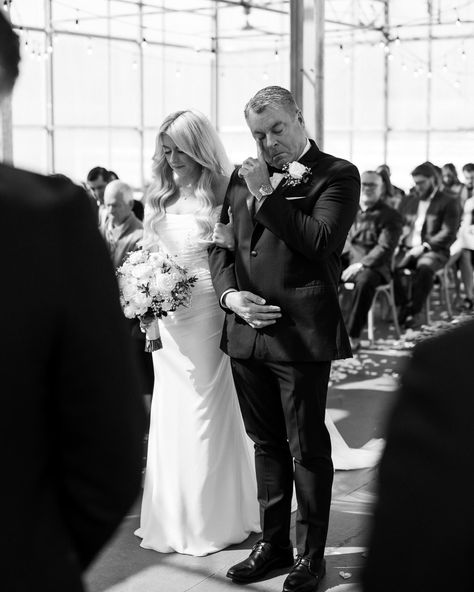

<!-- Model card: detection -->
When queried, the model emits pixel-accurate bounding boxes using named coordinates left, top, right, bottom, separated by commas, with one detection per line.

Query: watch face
left=259, top=183, right=273, bottom=196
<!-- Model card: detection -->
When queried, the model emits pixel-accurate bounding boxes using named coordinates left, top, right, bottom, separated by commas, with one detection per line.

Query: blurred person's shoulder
left=0, top=163, right=87, bottom=212
left=411, top=318, right=474, bottom=368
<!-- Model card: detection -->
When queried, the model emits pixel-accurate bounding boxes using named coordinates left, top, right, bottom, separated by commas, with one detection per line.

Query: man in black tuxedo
left=209, top=86, right=360, bottom=592
left=362, top=318, right=474, bottom=591
left=0, top=14, right=145, bottom=592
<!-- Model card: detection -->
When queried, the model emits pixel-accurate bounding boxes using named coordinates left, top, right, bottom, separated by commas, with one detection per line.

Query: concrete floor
left=85, top=334, right=409, bottom=592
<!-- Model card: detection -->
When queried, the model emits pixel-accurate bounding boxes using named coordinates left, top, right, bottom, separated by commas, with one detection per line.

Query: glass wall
left=5, top=0, right=474, bottom=193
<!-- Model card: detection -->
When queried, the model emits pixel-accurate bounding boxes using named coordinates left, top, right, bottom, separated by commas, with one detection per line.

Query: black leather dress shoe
left=226, top=540, right=294, bottom=583
left=282, top=556, right=326, bottom=592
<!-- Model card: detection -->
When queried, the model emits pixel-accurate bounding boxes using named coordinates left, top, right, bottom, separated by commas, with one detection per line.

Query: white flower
left=287, top=161, right=308, bottom=179
left=131, top=263, right=153, bottom=280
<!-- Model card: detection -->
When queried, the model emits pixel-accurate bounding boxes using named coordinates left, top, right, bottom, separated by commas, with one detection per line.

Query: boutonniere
left=282, top=162, right=312, bottom=187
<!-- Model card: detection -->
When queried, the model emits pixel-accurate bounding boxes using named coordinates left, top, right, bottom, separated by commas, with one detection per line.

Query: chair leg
left=443, top=274, right=453, bottom=319
left=388, top=286, right=401, bottom=338
left=367, top=303, right=375, bottom=346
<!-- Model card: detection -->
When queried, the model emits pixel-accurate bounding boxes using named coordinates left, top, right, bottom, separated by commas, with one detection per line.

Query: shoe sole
left=226, top=557, right=295, bottom=584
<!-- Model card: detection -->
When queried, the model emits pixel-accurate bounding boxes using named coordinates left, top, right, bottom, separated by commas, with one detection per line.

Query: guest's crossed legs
left=230, top=356, right=333, bottom=562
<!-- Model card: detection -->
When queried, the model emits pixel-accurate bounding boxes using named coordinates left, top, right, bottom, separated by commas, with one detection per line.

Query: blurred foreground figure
left=363, top=319, right=474, bottom=592
left=0, top=13, right=145, bottom=592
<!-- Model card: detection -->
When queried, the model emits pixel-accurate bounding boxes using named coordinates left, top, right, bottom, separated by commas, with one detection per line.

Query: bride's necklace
left=178, top=182, right=196, bottom=201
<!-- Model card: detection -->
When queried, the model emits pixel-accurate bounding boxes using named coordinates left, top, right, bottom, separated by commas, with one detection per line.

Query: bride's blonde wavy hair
left=143, top=109, right=233, bottom=245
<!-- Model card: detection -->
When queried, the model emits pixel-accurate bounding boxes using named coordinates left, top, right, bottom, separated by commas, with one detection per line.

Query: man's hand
left=225, top=291, right=281, bottom=329
left=341, top=262, right=363, bottom=282
left=406, top=244, right=425, bottom=258
left=238, top=140, right=271, bottom=197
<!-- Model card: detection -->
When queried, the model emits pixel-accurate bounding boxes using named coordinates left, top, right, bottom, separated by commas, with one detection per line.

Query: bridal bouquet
left=117, top=249, right=198, bottom=352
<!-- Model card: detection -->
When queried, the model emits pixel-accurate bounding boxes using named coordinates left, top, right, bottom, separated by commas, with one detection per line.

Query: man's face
left=246, top=105, right=307, bottom=169
left=88, top=175, right=108, bottom=203
left=442, top=168, right=455, bottom=187
left=412, top=174, right=435, bottom=199
left=104, top=190, right=131, bottom=225
left=360, top=172, right=383, bottom=209
left=464, top=169, right=474, bottom=189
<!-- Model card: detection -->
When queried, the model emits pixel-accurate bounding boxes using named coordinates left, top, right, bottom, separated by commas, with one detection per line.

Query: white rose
left=131, top=263, right=153, bottom=280
left=127, top=250, right=146, bottom=265
left=288, top=161, right=307, bottom=179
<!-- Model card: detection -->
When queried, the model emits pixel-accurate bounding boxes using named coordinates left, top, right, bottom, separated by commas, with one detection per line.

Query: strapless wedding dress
left=135, top=211, right=260, bottom=556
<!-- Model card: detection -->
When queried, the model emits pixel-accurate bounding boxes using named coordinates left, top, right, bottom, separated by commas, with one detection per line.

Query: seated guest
left=102, top=180, right=143, bottom=268
left=441, top=162, right=468, bottom=204
left=104, top=170, right=145, bottom=221
left=449, top=191, right=474, bottom=310
left=102, top=180, right=154, bottom=398
left=341, top=170, right=403, bottom=351
left=376, top=164, right=406, bottom=210
left=362, top=318, right=474, bottom=592
left=396, top=162, right=460, bottom=328
left=462, top=162, right=474, bottom=199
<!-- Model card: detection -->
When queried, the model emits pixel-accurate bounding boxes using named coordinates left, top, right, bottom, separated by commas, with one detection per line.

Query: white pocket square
left=285, top=195, right=307, bottom=201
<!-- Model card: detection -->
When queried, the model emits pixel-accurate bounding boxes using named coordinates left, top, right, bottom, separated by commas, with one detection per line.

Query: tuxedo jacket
left=399, top=189, right=460, bottom=257
left=347, top=201, right=403, bottom=283
left=0, top=164, right=145, bottom=591
left=363, top=319, right=474, bottom=592
left=209, top=140, right=360, bottom=362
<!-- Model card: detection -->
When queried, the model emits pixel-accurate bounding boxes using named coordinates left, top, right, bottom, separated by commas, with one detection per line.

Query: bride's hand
left=139, top=314, right=155, bottom=333
left=212, top=220, right=235, bottom=251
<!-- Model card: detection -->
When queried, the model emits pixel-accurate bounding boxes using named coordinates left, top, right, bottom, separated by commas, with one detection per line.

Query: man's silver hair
left=244, top=86, right=300, bottom=119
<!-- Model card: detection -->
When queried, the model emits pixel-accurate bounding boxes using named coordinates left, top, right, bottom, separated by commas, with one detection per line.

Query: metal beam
left=383, top=0, right=389, bottom=164
left=1, top=6, right=13, bottom=164
left=426, top=0, right=433, bottom=161
left=314, top=0, right=325, bottom=148
left=290, top=0, right=304, bottom=109
left=45, top=0, right=55, bottom=173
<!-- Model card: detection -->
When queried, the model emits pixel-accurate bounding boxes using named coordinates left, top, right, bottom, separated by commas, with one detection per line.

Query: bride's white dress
left=135, top=210, right=260, bottom=556
left=135, top=208, right=383, bottom=557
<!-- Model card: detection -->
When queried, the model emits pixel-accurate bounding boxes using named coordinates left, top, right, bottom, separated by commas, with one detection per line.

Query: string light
left=132, top=60, right=138, bottom=70
left=3, top=0, right=9, bottom=11
left=75, top=9, right=80, bottom=28
left=274, top=47, right=279, bottom=62
left=141, top=37, right=147, bottom=47
left=395, top=36, right=401, bottom=46
left=263, top=70, right=269, bottom=81
left=175, top=66, right=181, bottom=78
left=442, top=63, right=448, bottom=73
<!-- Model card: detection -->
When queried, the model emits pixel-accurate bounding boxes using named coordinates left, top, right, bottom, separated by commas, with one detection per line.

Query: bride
left=135, top=109, right=260, bottom=556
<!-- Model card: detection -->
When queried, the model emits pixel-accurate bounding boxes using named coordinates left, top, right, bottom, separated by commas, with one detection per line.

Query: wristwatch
left=255, top=183, right=273, bottom=202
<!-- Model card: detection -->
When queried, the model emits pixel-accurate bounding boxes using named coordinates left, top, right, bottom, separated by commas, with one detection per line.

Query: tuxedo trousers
left=230, top=345, right=333, bottom=562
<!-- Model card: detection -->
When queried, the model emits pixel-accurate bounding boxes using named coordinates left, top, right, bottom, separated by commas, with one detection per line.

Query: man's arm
left=361, top=210, right=403, bottom=269
left=425, top=197, right=460, bottom=251
left=208, top=179, right=239, bottom=304
left=255, top=160, right=360, bottom=262
left=54, top=187, right=146, bottom=569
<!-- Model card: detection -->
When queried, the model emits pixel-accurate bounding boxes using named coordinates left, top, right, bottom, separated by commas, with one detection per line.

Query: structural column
left=1, top=4, right=14, bottom=164
left=314, top=0, right=325, bottom=148
left=290, top=0, right=304, bottom=110
left=383, top=0, right=389, bottom=165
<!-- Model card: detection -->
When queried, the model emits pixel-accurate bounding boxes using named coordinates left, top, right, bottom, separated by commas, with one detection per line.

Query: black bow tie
left=267, top=164, right=283, bottom=175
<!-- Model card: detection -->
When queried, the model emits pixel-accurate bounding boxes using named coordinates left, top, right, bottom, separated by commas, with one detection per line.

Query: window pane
left=55, top=128, right=142, bottom=187
left=12, top=129, right=48, bottom=174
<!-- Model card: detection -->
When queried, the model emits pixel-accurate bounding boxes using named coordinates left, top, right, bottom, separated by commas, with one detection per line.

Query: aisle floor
left=86, top=338, right=408, bottom=592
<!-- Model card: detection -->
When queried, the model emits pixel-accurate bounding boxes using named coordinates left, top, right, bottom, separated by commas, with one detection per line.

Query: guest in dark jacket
left=0, top=14, right=145, bottom=591
left=395, top=162, right=460, bottom=328
left=342, top=170, right=403, bottom=350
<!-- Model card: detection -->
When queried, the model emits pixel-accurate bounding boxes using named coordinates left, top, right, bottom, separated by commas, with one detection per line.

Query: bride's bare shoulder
left=212, top=174, right=231, bottom=206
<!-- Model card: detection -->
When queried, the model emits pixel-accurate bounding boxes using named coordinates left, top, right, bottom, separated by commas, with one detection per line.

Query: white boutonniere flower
left=282, top=161, right=312, bottom=187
